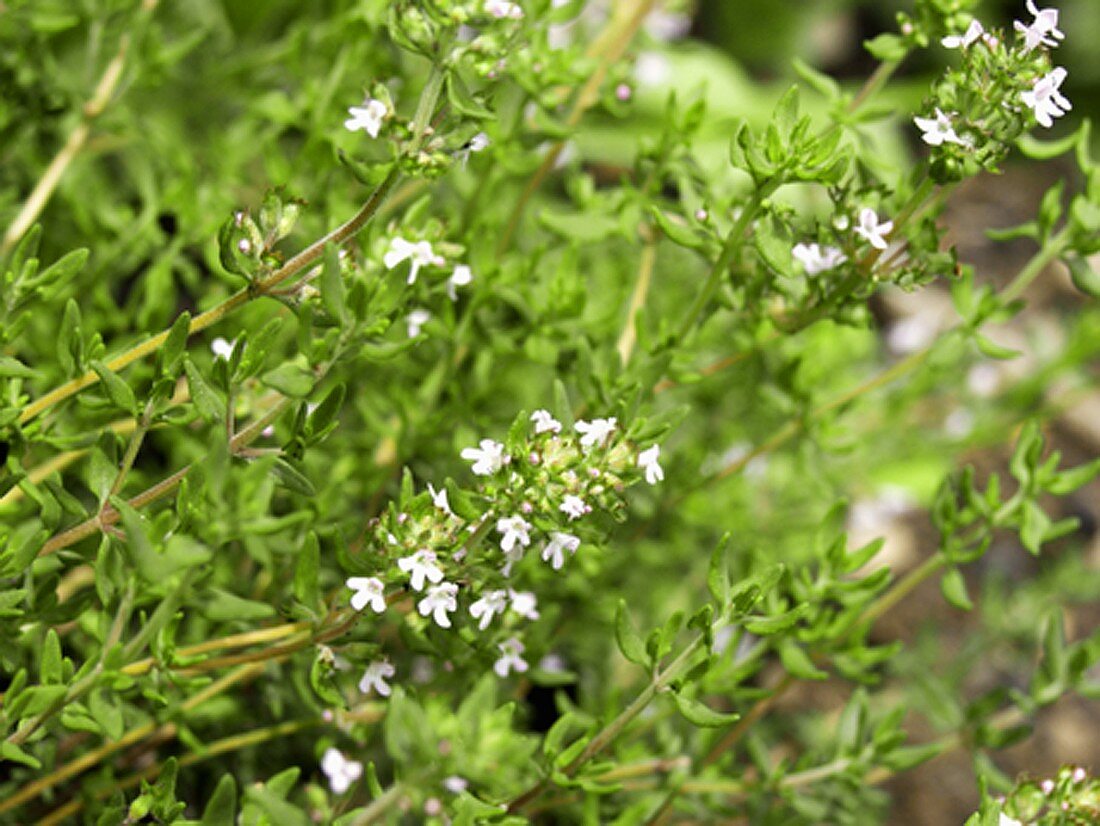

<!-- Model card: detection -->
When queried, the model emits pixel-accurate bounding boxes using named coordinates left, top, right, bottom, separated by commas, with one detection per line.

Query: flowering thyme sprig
left=338, top=409, right=665, bottom=695
left=918, top=2, right=1073, bottom=183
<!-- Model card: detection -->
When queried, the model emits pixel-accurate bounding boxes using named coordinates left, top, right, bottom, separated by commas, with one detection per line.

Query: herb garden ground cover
left=1, top=1, right=1100, bottom=824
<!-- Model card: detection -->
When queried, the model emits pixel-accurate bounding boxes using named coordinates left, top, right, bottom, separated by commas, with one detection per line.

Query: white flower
left=346, top=576, right=386, bottom=613
left=457, top=133, right=491, bottom=165
left=344, top=99, right=388, bottom=137
left=321, top=748, right=363, bottom=794
left=792, top=242, right=847, bottom=275
left=509, top=589, right=539, bottom=620
left=559, top=494, right=589, bottom=521
left=384, top=237, right=440, bottom=285
left=397, top=549, right=444, bottom=591
left=853, top=208, right=894, bottom=251
left=637, top=445, right=664, bottom=485
left=447, top=265, right=472, bottom=301
left=530, top=409, right=562, bottom=434
left=574, top=417, right=617, bottom=449
left=494, top=637, right=529, bottom=677
left=469, top=589, right=508, bottom=630
left=941, top=19, right=986, bottom=49
left=358, top=659, right=396, bottom=696
left=998, top=815, right=1023, bottom=826
left=1022, top=67, right=1072, bottom=128
left=542, top=532, right=580, bottom=570
left=406, top=309, right=431, bottom=338
left=443, top=776, right=469, bottom=794
left=634, top=51, right=671, bottom=87
left=496, top=515, right=532, bottom=555
left=418, top=581, right=458, bottom=628
left=1014, top=0, right=1064, bottom=51
left=644, top=10, right=691, bottom=41
left=461, top=439, right=506, bottom=475
left=427, top=483, right=454, bottom=516
left=485, top=0, right=523, bottom=19
left=210, top=337, right=234, bottom=360
left=913, top=108, right=966, bottom=147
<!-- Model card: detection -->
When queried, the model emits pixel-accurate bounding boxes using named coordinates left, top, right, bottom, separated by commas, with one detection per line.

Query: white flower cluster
left=341, top=411, right=664, bottom=696
left=935, top=3, right=1071, bottom=132
left=791, top=207, right=893, bottom=276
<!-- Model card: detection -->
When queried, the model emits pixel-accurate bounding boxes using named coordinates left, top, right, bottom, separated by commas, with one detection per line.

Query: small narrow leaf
left=91, top=360, right=138, bottom=414
left=615, top=600, right=650, bottom=667
left=200, top=774, right=238, bottom=826
left=320, top=244, right=348, bottom=323
left=670, top=692, right=740, bottom=727
left=184, top=357, right=224, bottom=423
left=940, top=567, right=973, bottom=611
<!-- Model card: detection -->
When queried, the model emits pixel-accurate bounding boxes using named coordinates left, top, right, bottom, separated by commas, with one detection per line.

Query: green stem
left=848, top=554, right=947, bottom=634
left=676, top=182, right=778, bottom=342
left=1000, top=230, right=1067, bottom=304
left=847, top=57, right=904, bottom=114
left=509, top=632, right=707, bottom=814
left=15, top=60, right=452, bottom=429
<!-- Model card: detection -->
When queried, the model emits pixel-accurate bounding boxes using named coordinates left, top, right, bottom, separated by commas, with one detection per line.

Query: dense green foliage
left=1, top=1, right=1099, bottom=823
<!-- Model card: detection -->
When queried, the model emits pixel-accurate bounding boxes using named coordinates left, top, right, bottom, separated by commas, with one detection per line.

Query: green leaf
left=0, top=740, right=42, bottom=769
left=777, top=638, right=826, bottom=680
left=649, top=207, right=705, bottom=250
left=940, top=567, right=973, bottom=611
left=320, top=244, right=348, bottom=323
left=270, top=458, right=317, bottom=496
left=306, top=383, right=345, bottom=438
left=23, top=247, right=89, bottom=293
left=863, top=33, right=908, bottom=61
left=0, top=356, right=35, bottom=379
left=244, top=787, right=310, bottom=826
left=707, top=534, right=731, bottom=606
left=1047, top=458, right=1100, bottom=495
left=773, top=85, right=800, bottom=140
left=337, top=150, right=392, bottom=188
left=262, top=363, right=315, bottom=397
left=293, top=532, right=320, bottom=606
left=89, top=689, right=125, bottom=740
left=1017, top=127, right=1084, bottom=160
left=91, top=360, right=138, bottom=414
left=1065, top=255, right=1100, bottom=298
left=1019, top=499, right=1051, bottom=555
left=615, top=600, right=650, bottom=667
left=744, top=604, right=805, bottom=635
left=40, top=628, right=62, bottom=684
left=201, top=588, right=277, bottom=622
left=974, top=335, right=1019, bottom=360
left=539, top=209, right=622, bottom=244
left=446, top=74, right=494, bottom=120
left=13, top=684, right=68, bottom=718
left=184, top=357, right=225, bottom=423
left=160, top=311, right=192, bottom=375
left=200, top=774, right=238, bottom=826
left=670, top=692, right=740, bottom=727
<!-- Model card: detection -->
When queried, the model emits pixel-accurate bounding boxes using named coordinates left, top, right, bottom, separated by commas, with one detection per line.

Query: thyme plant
left=1, top=1, right=1099, bottom=824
